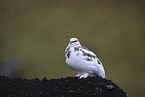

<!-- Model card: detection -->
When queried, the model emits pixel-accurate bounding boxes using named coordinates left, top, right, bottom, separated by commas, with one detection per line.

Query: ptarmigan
left=65, top=38, right=106, bottom=79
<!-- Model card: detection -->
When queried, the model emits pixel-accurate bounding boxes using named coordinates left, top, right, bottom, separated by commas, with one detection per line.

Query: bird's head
left=69, top=38, right=81, bottom=46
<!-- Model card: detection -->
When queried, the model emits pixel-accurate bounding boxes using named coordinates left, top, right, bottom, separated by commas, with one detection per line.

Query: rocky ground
left=0, top=76, right=127, bottom=97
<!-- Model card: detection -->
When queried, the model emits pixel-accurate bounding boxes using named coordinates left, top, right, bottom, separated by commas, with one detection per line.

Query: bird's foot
left=74, top=73, right=80, bottom=77
left=79, top=73, right=89, bottom=79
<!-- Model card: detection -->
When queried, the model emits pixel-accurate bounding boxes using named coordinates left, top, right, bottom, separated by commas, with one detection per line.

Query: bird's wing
left=81, top=46, right=97, bottom=58
left=81, top=46, right=102, bottom=65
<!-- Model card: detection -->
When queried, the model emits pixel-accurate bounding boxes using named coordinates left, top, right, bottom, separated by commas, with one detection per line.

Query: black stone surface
left=0, top=76, right=127, bottom=97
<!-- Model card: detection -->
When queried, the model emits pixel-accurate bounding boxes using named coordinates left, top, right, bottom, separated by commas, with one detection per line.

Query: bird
left=65, top=38, right=106, bottom=79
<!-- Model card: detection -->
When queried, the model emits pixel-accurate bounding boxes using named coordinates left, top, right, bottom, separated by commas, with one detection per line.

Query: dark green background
left=0, top=0, right=145, bottom=97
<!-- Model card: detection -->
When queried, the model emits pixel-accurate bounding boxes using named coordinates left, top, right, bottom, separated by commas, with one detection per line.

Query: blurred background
left=0, top=0, right=145, bottom=97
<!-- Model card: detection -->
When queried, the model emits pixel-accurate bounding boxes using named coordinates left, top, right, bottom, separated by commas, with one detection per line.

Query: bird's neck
left=68, top=44, right=81, bottom=47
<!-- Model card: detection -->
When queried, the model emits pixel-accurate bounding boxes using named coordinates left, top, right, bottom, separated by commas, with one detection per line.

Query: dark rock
left=0, top=76, right=127, bottom=97
left=106, top=85, right=114, bottom=90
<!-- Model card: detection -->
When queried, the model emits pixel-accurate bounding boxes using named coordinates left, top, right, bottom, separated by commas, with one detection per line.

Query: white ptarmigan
left=65, top=38, right=106, bottom=79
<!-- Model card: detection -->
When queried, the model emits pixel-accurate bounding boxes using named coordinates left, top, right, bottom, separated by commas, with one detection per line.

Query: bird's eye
left=70, top=40, right=77, bottom=43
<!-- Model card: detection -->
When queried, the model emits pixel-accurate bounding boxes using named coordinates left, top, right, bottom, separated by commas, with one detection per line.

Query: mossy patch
left=74, top=47, right=79, bottom=51
left=77, top=53, right=80, bottom=56
left=67, top=51, right=71, bottom=58
left=82, top=50, right=96, bottom=59
left=97, top=60, right=101, bottom=64
left=85, top=58, right=92, bottom=61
